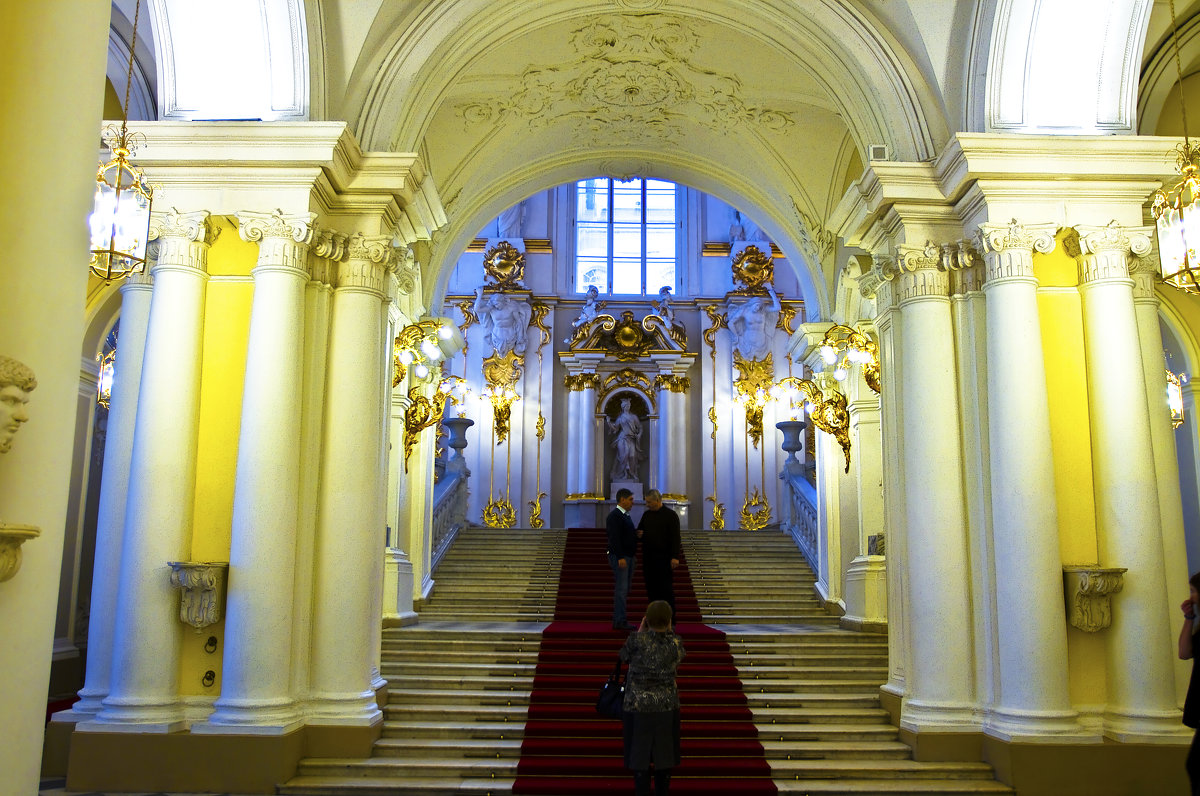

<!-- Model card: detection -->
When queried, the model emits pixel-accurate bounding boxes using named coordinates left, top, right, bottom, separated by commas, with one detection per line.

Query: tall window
left=575, top=178, right=676, bottom=294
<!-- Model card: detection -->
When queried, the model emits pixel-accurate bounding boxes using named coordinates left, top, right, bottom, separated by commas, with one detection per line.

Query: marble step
left=756, top=722, right=902, bottom=742
left=278, top=774, right=511, bottom=796
left=372, top=736, right=523, bottom=757
left=774, top=780, right=1013, bottom=795
left=770, top=759, right=1003, bottom=781
left=293, top=756, right=517, bottom=780
left=760, top=739, right=911, bottom=759
left=381, top=719, right=525, bottom=740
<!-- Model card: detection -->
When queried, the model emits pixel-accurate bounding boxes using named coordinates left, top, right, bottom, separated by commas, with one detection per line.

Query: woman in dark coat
left=1180, top=571, right=1200, bottom=794
left=619, top=599, right=686, bottom=795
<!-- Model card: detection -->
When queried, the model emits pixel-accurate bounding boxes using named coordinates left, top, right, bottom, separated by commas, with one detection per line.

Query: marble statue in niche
left=473, top=287, right=532, bottom=356
left=607, top=396, right=643, bottom=483
left=0, top=354, right=36, bottom=454
left=728, top=284, right=780, bottom=360
left=497, top=200, right=526, bottom=241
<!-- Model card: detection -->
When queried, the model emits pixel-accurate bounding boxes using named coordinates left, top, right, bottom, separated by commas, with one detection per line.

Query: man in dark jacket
left=637, top=489, right=682, bottom=623
left=607, top=488, right=638, bottom=630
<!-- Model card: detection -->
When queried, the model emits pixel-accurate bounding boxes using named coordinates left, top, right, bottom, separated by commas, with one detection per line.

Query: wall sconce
left=818, top=324, right=880, bottom=393
left=1167, top=367, right=1186, bottom=428
left=771, top=376, right=853, bottom=472
left=96, top=348, right=116, bottom=409
left=403, top=375, right=464, bottom=472
left=394, top=319, right=463, bottom=386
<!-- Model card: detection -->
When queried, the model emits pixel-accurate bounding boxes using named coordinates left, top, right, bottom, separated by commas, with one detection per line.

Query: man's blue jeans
left=608, top=553, right=636, bottom=625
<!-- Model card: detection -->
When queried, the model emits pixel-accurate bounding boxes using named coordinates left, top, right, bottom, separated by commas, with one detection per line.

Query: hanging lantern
left=88, top=0, right=153, bottom=283
left=1152, top=143, right=1200, bottom=294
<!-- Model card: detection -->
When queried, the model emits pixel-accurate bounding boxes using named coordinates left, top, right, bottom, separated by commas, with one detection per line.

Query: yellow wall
left=180, top=214, right=257, bottom=697
left=1033, top=234, right=1107, bottom=705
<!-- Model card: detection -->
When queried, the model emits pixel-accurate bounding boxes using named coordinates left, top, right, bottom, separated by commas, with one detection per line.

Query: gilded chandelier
left=1151, top=0, right=1200, bottom=294
left=89, top=0, right=153, bottom=282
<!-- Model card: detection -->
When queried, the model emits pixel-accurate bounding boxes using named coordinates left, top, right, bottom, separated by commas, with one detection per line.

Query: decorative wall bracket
left=1063, top=565, right=1126, bottom=632
left=403, top=380, right=460, bottom=471
left=0, top=523, right=40, bottom=582
left=167, top=561, right=229, bottom=631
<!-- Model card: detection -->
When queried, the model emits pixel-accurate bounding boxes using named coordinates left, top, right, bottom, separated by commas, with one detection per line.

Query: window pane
left=613, top=257, right=641, bottom=294
left=613, top=224, right=641, bottom=259
left=577, top=222, right=608, bottom=259
left=577, top=178, right=609, bottom=221
left=578, top=257, right=608, bottom=293
left=612, top=179, right=642, bottom=224
left=645, top=225, right=674, bottom=259
left=644, top=182, right=675, bottom=225
left=646, top=259, right=675, bottom=295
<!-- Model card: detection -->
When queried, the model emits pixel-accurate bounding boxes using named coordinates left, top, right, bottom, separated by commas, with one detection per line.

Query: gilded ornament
left=403, top=384, right=455, bottom=472
left=776, top=304, right=798, bottom=335
left=483, top=495, right=517, bottom=529
left=535, top=412, right=546, bottom=441
left=482, top=240, right=526, bottom=289
left=456, top=299, right=478, bottom=332
left=702, top=304, right=727, bottom=352
left=564, top=373, right=602, bottom=391
left=527, top=491, right=548, bottom=529
left=653, top=374, right=690, bottom=393
left=818, top=324, right=881, bottom=395
left=598, top=368, right=656, bottom=410
left=739, top=487, right=771, bottom=531
left=491, top=394, right=514, bottom=445
left=660, top=493, right=688, bottom=501
left=706, top=495, right=725, bottom=530
left=731, top=244, right=775, bottom=292
left=483, top=351, right=524, bottom=391
left=733, top=352, right=775, bottom=448
left=529, top=302, right=552, bottom=349
left=707, top=405, right=718, bottom=439
left=608, top=310, right=653, bottom=360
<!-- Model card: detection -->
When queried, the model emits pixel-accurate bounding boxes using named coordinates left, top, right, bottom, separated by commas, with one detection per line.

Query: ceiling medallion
left=616, top=0, right=666, bottom=11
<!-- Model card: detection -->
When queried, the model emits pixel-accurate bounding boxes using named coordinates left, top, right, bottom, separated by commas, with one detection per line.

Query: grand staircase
left=280, top=526, right=1011, bottom=795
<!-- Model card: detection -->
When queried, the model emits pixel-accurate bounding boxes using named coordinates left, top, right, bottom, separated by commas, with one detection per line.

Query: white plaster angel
left=473, top=286, right=531, bottom=356
left=651, top=285, right=676, bottom=327
left=565, top=284, right=604, bottom=344
left=728, top=284, right=780, bottom=360
left=730, top=209, right=766, bottom=243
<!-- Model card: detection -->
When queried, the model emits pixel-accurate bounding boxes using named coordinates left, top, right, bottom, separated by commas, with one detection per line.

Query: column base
left=195, top=698, right=303, bottom=735
left=77, top=717, right=187, bottom=734
left=985, top=707, right=1100, bottom=743
left=383, top=610, right=419, bottom=627
left=899, top=698, right=980, bottom=733
left=306, top=693, right=382, bottom=727
left=1103, top=708, right=1193, bottom=743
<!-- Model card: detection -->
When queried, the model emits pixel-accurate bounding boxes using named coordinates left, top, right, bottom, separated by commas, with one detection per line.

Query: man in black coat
left=637, top=489, right=682, bottom=623
left=606, top=488, right=638, bottom=630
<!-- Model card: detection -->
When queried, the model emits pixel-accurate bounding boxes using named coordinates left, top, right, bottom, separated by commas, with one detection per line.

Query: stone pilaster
left=977, top=220, right=1082, bottom=738
left=1072, top=222, right=1183, bottom=741
left=84, top=210, right=215, bottom=732
left=199, top=211, right=316, bottom=733
left=308, top=234, right=391, bottom=726
left=893, top=242, right=975, bottom=730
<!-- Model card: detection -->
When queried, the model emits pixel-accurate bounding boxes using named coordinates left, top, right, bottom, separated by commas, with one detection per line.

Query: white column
left=977, top=221, right=1081, bottom=739
left=308, top=234, right=390, bottom=726
left=580, top=378, right=598, bottom=495
left=68, top=269, right=155, bottom=719
left=862, top=264, right=909, bottom=699
left=85, top=210, right=214, bottom=732
left=0, top=6, right=109, bottom=789
left=198, top=212, right=314, bottom=732
left=842, top=356, right=886, bottom=629
left=1073, top=223, right=1184, bottom=741
left=565, top=382, right=581, bottom=494
left=1131, top=255, right=1192, bottom=704
left=289, top=236, right=340, bottom=703
left=894, top=244, right=976, bottom=730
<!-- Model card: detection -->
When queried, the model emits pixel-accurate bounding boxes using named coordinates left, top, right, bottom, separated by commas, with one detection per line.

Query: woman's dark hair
left=645, top=600, right=672, bottom=631
left=1190, top=571, right=1200, bottom=592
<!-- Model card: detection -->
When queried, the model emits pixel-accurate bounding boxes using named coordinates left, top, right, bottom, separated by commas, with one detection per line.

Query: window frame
left=573, top=177, right=680, bottom=297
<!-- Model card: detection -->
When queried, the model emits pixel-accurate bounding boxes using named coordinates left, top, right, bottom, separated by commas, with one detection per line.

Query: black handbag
left=595, top=657, right=626, bottom=718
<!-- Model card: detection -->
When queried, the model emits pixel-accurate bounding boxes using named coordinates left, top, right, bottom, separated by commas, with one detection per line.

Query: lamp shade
left=1153, top=146, right=1200, bottom=294
left=89, top=137, right=153, bottom=282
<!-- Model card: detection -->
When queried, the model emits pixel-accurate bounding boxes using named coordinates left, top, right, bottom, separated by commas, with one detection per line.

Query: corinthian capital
left=345, top=233, right=394, bottom=264
left=897, top=242, right=942, bottom=273
left=150, top=209, right=216, bottom=244
left=1071, top=222, right=1154, bottom=286
left=238, top=210, right=317, bottom=246
left=976, top=219, right=1057, bottom=258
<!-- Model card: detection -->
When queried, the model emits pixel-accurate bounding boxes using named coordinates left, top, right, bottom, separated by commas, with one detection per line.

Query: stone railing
left=779, top=467, right=819, bottom=573
left=431, top=470, right=468, bottom=571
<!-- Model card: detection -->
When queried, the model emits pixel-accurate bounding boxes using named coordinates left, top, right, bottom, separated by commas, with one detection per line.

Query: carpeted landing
left=512, top=527, right=777, bottom=795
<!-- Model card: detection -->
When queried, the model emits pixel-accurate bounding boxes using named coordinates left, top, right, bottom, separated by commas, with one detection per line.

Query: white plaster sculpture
left=565, top=284, right=604, bottom=343
left=0, top=354, right=36, bottom=454
left=728, top=284, right=781, bottom=360
left=0, top=524, right=40, bottom=582
left=497, top=200, right=526, bottom=241
left=607, top=397, right=643, bottom=482
left=730, top=209, right=765, bottom=243
left=168, top=561, right=229, bottom=631
left=652, top=285, right=676, bottom=327
left=473, top=286, right=532, bottom=356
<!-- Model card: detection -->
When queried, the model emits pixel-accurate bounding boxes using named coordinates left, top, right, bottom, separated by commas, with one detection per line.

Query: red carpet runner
left=513, top=527, right=777, bottom=794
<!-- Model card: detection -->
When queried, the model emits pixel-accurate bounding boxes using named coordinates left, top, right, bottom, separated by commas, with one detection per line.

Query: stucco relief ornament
left=1063, top=565, right=1126, bottom=632
left=167, top=561, right=229, bottom=631
left=0, top=355, right=40, bottom=583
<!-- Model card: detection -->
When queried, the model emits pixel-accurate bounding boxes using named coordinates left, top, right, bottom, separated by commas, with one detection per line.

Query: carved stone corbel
left=1063, top=565, right=1126, bottom=632
left=0, top=524, right=40, bottom=582
left=168, top=561, right=229, bottom=631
